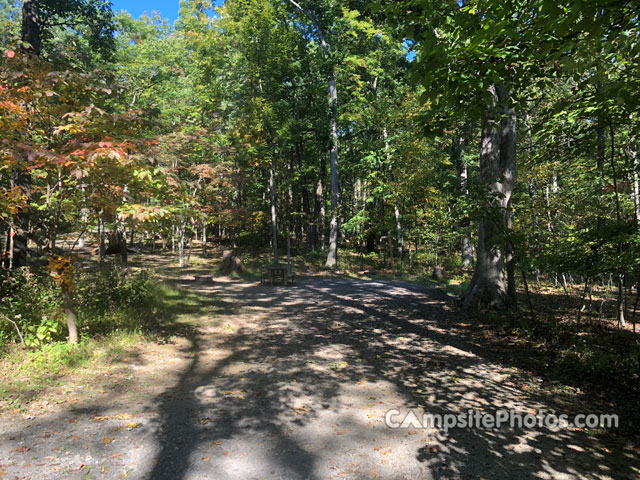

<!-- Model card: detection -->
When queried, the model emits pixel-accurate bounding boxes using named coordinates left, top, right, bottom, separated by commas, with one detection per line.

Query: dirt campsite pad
left=1, top=274, right=638, bottom=479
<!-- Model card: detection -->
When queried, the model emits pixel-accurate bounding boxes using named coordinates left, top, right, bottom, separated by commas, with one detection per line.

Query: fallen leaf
left=111, top=453, right=121, bottom=458
left=223, top=451, right=229, bottom=456
left=202, top=457, right=210, bottom=462
left=15, top=447, right=29, bottom=452
left=102, top=436, right=113, bottom=444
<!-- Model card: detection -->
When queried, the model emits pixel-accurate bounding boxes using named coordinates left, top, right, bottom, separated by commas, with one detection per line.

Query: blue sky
left=111, top=1, right=223, bottom=23
left=111, top=0, right=183, bottom=22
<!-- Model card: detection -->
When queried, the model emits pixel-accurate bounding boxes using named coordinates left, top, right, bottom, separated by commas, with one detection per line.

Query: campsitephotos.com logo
left=385, top=409, right=619, bottom=432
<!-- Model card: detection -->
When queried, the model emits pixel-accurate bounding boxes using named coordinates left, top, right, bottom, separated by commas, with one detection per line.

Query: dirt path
left=1, top=275, right=637, bottom=479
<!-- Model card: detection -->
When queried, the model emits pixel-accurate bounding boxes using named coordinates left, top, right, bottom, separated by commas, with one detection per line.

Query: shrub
left=0, top=266, right=164, bottom=347
left=0, top=268, right=65, bottom=347
left=73, top=267, right=161, bottom=335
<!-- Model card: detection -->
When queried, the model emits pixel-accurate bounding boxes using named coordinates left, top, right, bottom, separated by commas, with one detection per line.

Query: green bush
left=0, top=266, right=164, bottom=347
left=73, top=267, right=161, bottom=335
left=0, top=268, right=65, bottom=347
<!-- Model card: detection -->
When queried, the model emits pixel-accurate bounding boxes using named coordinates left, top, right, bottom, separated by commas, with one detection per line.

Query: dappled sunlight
left=1, top=275, right=637, bottom=479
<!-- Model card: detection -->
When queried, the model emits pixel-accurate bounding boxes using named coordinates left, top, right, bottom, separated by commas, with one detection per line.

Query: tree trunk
left=120, top=228, right=128, bottom=266
left=383, top=126, right=403, bottom=261
left=202, top=222, right=207, bottom=254
left=269, top=166, right=279, bottom=264
left=78, top=186, right=87, bottom=248
left=609, top=123, right=625, bottom=327
left=454, top=130, right=474, bottom=268
left=11, top=0, right=41, bottom=268
left=597, top=117, right=605, bottom=230
left=61, top=282, right=78, bottom=344
left=394, top=205, right=403, bottom=261
left=499, top=85, right=517, bottom=306
left=287, top=0, right=339, bottom=268
left=98, top=217, right=106, bottom=264
left=178, top=223, right=185, bottom=268
left=7, top=227, right=14, bottom=270
left=21, top=0, right=40, bottom=56
left=325, top=67, right=339, bottom=269
left=631, top=137, right=639, bottom=231
left=317, top=155, right=326, bottom=251
left=461, top=85, right=509, bottom=309
left=286, top=225, right=292, bottom=273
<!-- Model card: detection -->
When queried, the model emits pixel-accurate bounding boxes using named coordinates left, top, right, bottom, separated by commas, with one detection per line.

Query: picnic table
left=262, top=264, right=295, bottom=285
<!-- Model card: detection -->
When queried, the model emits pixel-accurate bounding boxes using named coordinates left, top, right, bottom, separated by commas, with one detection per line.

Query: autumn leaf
left=102, top=436, right=113, bottom=444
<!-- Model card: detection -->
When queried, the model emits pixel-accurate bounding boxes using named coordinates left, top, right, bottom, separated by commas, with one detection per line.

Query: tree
left=287, top=0, right=340, bottom=268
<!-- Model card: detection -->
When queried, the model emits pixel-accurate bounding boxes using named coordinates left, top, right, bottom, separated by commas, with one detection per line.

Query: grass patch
left=0, top=273, right=205, bottom=414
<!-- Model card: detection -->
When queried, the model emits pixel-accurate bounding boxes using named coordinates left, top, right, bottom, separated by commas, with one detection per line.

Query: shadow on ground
left=1, top=274, right=637, bottom=479
left=144, top=276, right=637, bottom=480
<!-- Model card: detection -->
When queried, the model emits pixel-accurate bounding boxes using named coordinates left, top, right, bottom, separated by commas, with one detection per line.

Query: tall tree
left=287, top=0, right=340, bottom=268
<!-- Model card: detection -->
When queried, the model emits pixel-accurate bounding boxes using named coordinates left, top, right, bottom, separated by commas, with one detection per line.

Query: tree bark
left=202, top=222, right=207, bottom=254
left=324, top=59, right=339, bottom=269
left=461, top=85, right=510, bottom=309
left=499, top=85, right=517, bottom=306
left=454, top=130, right=474, bottom=268
left=631, top=136, right=639, bottom=231
left=21, top=0, right=40, bottom=56
left=61, top=283, right=78, bottom=344
left=317, top=155, right=326, bottom=251
left=269, top=166, right=279, bottom=264
left=177, top=223, right=185, bottom=268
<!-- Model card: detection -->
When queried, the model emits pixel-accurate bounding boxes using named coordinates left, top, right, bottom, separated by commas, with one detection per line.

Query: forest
left=0, top=1, right=639, bottom=479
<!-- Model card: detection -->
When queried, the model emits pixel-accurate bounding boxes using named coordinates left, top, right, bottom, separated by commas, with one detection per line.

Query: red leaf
left=15, top=447, right=29, bottom=452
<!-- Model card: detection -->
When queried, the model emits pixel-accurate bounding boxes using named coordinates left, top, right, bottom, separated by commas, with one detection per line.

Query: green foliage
left=0, top=267, right=165, bottom=347
left=0, top=269, right=65, bottom=346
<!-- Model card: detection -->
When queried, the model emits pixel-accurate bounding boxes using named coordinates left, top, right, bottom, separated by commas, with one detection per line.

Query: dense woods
left=0, top=0, right=639, bottom=397
left=2, top=3, right=640, bottom=478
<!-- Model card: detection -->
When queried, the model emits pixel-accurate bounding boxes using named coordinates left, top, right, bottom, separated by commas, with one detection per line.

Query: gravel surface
left=1, top=275, right=637, bottom=479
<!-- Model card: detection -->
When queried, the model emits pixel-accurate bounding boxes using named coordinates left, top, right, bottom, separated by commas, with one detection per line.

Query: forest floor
left=1, top=256, right=639, bottom=479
